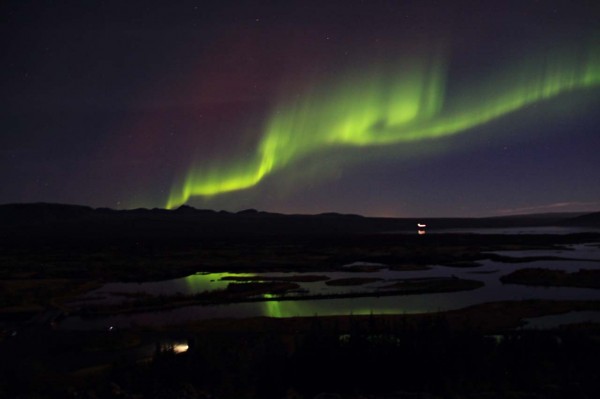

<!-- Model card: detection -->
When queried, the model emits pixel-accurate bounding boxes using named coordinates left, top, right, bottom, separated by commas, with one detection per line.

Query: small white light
left=173, top=343, right=189, bottom=353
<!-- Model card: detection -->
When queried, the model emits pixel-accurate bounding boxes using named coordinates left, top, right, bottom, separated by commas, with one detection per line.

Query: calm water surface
left=427, top=227, right=600, bottom=235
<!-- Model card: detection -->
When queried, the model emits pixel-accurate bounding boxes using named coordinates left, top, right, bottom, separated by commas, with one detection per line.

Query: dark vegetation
left=225, top=281, right=300, bottom=295
left=325, top=277, right=382, bottom=286
left=501, top=268, right=600, bottom=288
left=379, top=276, right=483, bottom=292
left=1, top=301, right=599, bottom=398
left=220, top=274, right=330, bottom=282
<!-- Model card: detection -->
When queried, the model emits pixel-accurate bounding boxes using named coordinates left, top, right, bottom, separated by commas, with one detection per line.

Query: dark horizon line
left=1, top=201, right=596, bottom=220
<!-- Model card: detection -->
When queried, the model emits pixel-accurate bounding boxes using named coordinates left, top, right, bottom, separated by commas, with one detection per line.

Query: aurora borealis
left=167, top=45, right=600, bottom=208
left=2, top=0, right=599, bottom=216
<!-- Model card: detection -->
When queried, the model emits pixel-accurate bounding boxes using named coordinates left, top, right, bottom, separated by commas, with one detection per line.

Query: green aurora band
left=167, top=46, right=600, bottom=209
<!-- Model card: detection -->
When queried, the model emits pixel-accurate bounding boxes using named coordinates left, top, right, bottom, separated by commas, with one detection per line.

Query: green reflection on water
left=259, top=297, right=425, bottom=318
left=183, top=272, right=257, bottom=293
left=183, top=274, right=433, bottom=318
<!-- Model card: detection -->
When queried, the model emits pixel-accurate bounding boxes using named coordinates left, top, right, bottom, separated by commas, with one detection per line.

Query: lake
left=397, top=226, right=600, bottom=235
left=60, top=242, right=600, bottom=330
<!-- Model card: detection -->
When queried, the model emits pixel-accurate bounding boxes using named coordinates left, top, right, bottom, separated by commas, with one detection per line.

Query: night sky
left=2, top=0, right=599, bottom=217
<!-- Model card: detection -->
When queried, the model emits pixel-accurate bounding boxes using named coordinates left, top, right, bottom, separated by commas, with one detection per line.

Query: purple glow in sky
left=1, top=0, right=599, bottom=217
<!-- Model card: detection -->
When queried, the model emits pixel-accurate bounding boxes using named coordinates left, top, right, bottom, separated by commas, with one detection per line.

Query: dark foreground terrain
left=2, top=302, right=600, bottom=399
left=1, top=204, right=599, bottom=398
